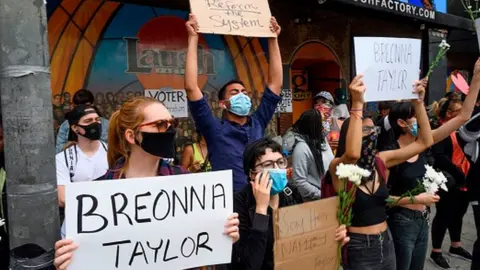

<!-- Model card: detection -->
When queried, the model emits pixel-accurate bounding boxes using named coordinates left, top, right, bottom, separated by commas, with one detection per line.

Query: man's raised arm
left=185, top=14, right=203, bottom=101
left=267, top=17, right=283, bottom=96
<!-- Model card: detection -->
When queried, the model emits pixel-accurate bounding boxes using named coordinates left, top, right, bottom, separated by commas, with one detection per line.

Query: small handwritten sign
left=275, top=89, right=293, bottom=113
left=190, top=0, right=275, bottom=37
left=354, top=37, right=421, bottom=102
left=145, top=88, right=188, bottom=118
left=273, top=197, right=339, bottom=270
left=65, top=171, right=233, bottom=270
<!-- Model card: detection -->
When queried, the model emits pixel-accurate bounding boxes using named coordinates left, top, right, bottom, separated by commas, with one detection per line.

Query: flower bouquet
left=335, top=163, right=371, bottom=269
left=426, top=40, right=450, bottom=79
left=386, top=165, right=448, bottom=206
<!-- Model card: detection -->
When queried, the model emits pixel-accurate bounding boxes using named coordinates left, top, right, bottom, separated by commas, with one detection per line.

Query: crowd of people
left=0, top=13, right=480, bottom=270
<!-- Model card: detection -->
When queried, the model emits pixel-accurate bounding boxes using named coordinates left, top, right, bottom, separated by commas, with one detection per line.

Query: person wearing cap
left=314, top=91, right=339, bottom=150
left=56, top=89, right=109, bottom=153
left=56, top=105, right=108, bottom=238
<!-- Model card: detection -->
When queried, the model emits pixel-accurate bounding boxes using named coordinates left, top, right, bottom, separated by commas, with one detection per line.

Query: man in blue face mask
left=185, top=14, right=283, bottom=192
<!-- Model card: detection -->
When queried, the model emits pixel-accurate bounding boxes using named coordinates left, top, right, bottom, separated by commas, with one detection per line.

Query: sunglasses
left=138, top=118, right=176, bottom=132
left=362, top=126, right=381, bottom=135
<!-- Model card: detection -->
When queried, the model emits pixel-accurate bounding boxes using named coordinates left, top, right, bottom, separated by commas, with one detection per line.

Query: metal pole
left=0, top=0, right=59, bottom=269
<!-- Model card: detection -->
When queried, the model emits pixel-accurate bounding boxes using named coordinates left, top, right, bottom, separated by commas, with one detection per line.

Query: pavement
left=425, top=205, right=476, bottom=270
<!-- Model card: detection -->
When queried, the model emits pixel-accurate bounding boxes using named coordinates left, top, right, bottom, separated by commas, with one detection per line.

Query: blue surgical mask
left=265, top=168, right=288, bottom=195
left=228, top=93, right=252, bottom=116
left=409, top=122, right=418, bottom=137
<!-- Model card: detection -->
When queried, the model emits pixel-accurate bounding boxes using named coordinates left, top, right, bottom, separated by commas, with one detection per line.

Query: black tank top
left=389, top=154, right=427, bottom=196
left=351, top=175, right=389, bottom=227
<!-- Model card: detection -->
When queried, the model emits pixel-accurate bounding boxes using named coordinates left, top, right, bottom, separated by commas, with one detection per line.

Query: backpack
left=63, top=142, right=107, bottom=181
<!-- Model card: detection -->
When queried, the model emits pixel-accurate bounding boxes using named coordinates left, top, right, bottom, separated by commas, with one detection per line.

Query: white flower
left=0, top=219, right=4, bottom=227
left=422, top=165, right=448, bottom=193
left=468, top=5, right=472, bottom=9
left=423, top=179, right=439, bottom=194
left=439, top=40, right=450, bottom=49
left=336, top=163, right=370, bottom=186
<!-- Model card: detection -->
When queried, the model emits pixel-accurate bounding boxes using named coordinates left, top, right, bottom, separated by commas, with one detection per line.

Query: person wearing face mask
left=185, top=14, right=283, bottom=193
left=385, top=65, right=480, bottom=270
left=56, top=89, right=109, bottom=153
left=53, top=97, right=239, bottom=270
left=231, top=138, right=349, bottom=269
left=56, top=105, right=108, bottom=238
left=425, top=60, right=480, bottom=269
left=329, top=75, right=434, bottom=270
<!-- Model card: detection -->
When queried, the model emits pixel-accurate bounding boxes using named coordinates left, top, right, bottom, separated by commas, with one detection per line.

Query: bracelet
left=350, top=112, right=362, bottom=119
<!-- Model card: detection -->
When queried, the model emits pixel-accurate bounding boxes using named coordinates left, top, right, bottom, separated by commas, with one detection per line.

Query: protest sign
left=275, top=89, right=293, bottom=113
left=273, top=197, right=339, bottom=270
left=65, top=170, right=233, bottom=270
left=189, top=0, right=275, bottom=37
left=145, top=88, right=188, bottom=118
left=354, top=37, right=421, bottom=102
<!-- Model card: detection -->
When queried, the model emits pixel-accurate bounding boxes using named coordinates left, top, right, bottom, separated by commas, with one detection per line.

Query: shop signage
left=275, top=89, right=293, bottom=113
left=346, top=0, right=436, bottom=20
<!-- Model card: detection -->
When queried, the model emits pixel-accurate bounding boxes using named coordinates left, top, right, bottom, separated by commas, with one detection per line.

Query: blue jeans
left=388, top=208, right=429, bottom=270
left=343, top=229, right=396, bottom=270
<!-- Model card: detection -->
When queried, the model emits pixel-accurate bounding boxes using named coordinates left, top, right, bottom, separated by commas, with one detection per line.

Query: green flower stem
left=426, top=47, right=449, bottom=78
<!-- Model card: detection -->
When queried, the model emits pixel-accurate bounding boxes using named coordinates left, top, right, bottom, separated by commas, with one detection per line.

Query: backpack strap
left=100, top=141, right=107, bottom=152
left=63, top=145, right=78, bottom=182
left=374, top=156, right=387, bottom=182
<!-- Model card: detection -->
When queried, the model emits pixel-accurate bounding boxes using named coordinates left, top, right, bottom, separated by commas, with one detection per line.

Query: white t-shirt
left=56, top=143, right=108, bottom=185
left=57, top=142, right=108, bottom=238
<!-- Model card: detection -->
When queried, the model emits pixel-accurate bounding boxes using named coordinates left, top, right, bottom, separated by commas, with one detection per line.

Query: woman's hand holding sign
left=224, top=213, right=240, bottom=243
left=54, top=239, right=78, bottom=270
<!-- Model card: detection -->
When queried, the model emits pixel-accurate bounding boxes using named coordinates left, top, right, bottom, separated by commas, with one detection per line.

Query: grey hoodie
left=292, top=135, right=334, bottom=201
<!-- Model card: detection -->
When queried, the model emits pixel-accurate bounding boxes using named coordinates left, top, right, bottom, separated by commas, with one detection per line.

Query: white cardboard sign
left=189, top=0, right=275, bottom=37
left=145, top=88, right=188, bottom=118
left=65, top=170, right=233, bottom=270
left=354, top=37, right=421, bottom=102
left=275, top=89, right=293, bottom=113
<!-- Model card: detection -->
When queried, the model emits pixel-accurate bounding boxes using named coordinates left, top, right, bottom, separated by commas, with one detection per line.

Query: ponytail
left=107, top=110, right=126, bottom=169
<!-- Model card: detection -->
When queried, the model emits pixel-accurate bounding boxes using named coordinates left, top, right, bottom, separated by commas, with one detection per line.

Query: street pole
left=0, top=0, right=59, bottom=269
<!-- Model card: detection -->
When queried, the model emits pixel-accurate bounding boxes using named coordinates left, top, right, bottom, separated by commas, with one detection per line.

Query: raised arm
left=379, top=81, right=434, bottom=168
left=432, top=58, right=480, bottom=142
left=329, top=75, right=365, bottom=192
left=267, top=17, right=282, bottom=95
left=185, top=14, right=203, bottom=101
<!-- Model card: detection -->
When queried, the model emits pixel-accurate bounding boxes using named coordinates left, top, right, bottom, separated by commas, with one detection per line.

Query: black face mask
left=136, top=126, right=176, bottom=158
left=77, top=122, right=102, bottom=141
left=358, top=132, right=378, bottom=173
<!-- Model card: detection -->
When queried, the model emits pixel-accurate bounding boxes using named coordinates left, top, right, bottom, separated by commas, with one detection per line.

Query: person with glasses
left=427, top=60, right=480, bottom=269
left=330, top=75, right=434, bottom=270
left=231, top=138, right=349, bottom=270
left=291, top=109, right=334, bottom=201
left=53, top=97, right=240, bottom=270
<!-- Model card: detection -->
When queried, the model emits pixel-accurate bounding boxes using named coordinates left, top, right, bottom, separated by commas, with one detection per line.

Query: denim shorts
left=343, top=229, right=396, bottom=270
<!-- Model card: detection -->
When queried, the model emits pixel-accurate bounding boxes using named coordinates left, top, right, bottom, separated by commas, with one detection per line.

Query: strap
left=282, top=187, right=295, bottom=206
left=100, top=141, right=107, bottom=152
left=0, top=169, right=6, bottom=233
left=374, top=156, right=387, bottom=182
left=65, top=145, right=78, bottom=182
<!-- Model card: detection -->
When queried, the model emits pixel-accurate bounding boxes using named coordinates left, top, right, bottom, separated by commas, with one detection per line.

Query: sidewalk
left=425, top=205, right=476, bottom=270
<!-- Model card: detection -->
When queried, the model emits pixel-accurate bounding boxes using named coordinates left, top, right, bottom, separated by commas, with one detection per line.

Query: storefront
left=45, top=0, right=473, bottom=157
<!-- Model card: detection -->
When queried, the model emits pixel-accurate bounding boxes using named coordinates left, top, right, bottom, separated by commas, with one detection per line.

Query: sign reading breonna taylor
left=65, top=171, right=233, bottom=270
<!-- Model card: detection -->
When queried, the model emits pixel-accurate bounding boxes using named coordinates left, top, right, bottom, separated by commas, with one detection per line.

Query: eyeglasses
left=138, top=118, right=176, bottom=132
left=253, top=157, right=288, bottom=172
left=362, top=126, right=381, bottom=135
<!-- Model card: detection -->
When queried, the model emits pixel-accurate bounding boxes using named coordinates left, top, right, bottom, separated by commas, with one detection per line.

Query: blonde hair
left=107, top=97, right=161, bottom=172
left=429, top=96, right=463, bottom=119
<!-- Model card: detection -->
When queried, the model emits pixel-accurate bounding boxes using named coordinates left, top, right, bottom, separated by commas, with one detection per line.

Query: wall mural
left=47, top=0, right=278, bottom=161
